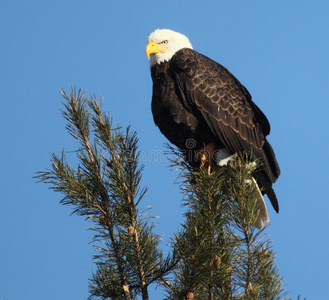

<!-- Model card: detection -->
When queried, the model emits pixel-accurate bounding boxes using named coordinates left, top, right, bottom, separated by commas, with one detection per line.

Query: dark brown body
left=150, top=48, right=280, bottom=212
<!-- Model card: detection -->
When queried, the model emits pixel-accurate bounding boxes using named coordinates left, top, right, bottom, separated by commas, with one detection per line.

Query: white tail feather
left=245, top=178, right=269, bottom=228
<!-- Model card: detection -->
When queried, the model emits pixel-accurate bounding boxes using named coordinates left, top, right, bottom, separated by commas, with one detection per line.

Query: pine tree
left=37, top=89, right=290, bottom=300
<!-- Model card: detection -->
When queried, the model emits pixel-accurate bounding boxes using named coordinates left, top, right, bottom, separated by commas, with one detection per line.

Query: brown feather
left=150, top=47, right=280, bottom=212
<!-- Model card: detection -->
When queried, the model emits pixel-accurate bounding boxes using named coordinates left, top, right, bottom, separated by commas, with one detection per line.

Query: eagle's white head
left=146, top=29, right=193, bottom=66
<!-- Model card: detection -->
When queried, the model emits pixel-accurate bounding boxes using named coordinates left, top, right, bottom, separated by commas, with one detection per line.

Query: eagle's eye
left=160, top=40, right=168, bottom=45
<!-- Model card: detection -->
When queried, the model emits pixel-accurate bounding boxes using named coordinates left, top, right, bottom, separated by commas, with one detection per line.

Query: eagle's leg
left=197, top=142, right=216, bottom=170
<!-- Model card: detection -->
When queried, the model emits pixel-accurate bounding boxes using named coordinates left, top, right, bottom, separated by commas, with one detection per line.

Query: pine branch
left=164, top=154, right=234, bottom=299
left=36, top=89, right=175, bottom=300
left=164, top=150, right=288, bottom=300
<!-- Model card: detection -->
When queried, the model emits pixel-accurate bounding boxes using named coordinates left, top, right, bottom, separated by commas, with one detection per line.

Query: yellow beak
left=145, top=42, right=166, bottom=59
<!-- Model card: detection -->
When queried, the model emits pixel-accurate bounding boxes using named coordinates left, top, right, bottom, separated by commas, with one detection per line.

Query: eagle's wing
left=171, top=48, right=280, bottom=184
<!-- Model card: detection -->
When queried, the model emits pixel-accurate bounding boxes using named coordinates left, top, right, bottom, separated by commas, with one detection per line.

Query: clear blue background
left=1, top=0, right=328, bottom=299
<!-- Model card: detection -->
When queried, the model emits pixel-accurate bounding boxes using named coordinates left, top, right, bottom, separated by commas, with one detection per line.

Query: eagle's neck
left=149, top=52, right=173, bottom=67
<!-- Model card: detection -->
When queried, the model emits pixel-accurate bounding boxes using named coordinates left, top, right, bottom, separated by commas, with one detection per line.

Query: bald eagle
left=146, top=29, right=280, bottom=227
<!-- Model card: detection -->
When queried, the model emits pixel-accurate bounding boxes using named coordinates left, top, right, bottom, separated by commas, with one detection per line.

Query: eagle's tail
left=253, top=171, right=279, bottom=213
left=247, top=177, right=269, bottom=228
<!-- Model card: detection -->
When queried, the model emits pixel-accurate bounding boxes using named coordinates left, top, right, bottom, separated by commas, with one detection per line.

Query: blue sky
left=1, top=0, right=329, bottom=299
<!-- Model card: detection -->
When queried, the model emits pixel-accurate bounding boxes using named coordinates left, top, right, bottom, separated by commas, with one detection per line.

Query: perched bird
left=146, top=29, right=280, bottom=227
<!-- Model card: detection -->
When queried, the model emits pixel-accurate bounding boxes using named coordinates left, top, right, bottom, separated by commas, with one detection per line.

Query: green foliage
left=164, top=153, right=288, bottom=300
left=37, top=89, right=291, bottom=300
left=36, top=89, right=173, bottom=300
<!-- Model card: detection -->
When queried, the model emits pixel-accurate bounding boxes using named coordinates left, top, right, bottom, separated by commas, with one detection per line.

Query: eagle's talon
left=200, top=153, right=207, bottom=168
